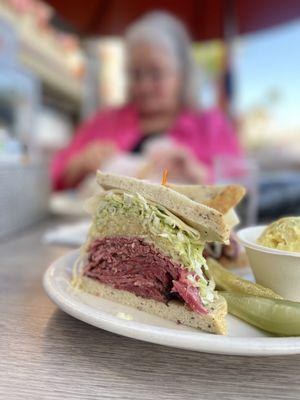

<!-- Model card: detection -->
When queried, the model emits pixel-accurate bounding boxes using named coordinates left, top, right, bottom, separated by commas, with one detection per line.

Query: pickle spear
left=222, top=292, right=300, bottom=336
left=207, top=258, right=282, bottom=300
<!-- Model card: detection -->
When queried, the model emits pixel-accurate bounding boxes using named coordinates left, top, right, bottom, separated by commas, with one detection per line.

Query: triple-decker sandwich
left=73, top=171, right=245, bottom=335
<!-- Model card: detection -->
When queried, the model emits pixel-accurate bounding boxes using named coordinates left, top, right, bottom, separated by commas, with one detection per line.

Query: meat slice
left=172, top=281, right=208, bottom=314
left=84, top=237, right=208, bottom=314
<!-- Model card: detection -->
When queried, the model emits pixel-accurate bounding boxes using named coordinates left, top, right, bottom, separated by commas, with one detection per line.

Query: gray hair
left=125, top=11, right=198, bottom=107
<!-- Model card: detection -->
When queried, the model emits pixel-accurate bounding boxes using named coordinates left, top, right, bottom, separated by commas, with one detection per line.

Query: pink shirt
left=51, top=104, right=242, bottom=190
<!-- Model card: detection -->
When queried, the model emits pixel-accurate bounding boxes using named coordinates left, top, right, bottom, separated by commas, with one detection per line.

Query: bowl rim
left=236, top=225, right=300, bottom=258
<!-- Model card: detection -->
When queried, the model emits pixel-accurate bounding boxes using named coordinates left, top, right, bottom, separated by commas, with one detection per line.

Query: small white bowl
left=237, top=226, right=300, bottom=301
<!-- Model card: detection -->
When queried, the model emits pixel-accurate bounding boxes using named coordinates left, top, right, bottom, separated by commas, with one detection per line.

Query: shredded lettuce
left=91, top=190, right=215, bottom=304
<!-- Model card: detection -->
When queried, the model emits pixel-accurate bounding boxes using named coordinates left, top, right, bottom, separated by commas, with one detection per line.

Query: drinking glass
left=214, top=155, right=259, bottom=226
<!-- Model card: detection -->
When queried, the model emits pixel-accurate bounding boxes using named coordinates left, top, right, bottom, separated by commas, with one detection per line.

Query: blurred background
left=1, top=0, right=300, bottom=241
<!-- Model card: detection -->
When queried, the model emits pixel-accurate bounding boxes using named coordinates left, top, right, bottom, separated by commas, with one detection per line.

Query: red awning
left=46, top=0, right=300, bottom=40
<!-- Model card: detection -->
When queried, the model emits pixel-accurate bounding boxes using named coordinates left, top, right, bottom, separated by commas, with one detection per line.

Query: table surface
left=1, top=218, right=300, bottom=400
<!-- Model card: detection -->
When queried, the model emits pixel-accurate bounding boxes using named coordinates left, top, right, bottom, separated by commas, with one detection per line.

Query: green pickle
left=207, top=258, right=282, bottom=299
left=222, top=292, right=300, bottom=336
left=207, top=258, right=300, bottom=335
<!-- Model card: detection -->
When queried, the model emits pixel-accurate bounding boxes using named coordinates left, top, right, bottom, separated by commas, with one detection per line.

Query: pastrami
left=84, top=237, right=208, bottom=314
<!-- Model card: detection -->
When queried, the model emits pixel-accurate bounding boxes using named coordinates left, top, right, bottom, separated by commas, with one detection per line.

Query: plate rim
left=43, top=250, right=300, bottom=356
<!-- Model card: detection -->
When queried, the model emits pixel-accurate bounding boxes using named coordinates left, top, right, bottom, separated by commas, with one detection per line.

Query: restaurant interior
left=1, top=0, right=300, bottom=241
left=1, top=1, right=300, bottom=398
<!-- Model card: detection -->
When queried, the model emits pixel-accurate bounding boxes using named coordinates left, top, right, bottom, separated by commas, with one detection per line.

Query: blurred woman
left=51, top=12, right=242, bottom=190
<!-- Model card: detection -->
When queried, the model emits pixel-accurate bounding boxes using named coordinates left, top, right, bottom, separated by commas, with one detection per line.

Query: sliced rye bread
left=167, top=183, right=246, bottom=214
left=79, top=276, right=227, bottom=335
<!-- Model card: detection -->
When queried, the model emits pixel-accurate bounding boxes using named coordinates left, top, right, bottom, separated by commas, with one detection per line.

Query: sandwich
left=73, top=171, right=245, bottom=335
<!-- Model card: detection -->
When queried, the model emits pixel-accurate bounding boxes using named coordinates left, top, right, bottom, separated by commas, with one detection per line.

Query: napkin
left=43, top=220, right=90, bottom=246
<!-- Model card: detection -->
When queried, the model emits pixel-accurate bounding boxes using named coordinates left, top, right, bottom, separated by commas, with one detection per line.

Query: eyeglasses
left=127, top=66, right=176, bottom=84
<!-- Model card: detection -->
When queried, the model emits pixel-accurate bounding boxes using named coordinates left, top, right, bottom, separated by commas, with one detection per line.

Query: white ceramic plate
left=43, top=250, right=300, bottom=356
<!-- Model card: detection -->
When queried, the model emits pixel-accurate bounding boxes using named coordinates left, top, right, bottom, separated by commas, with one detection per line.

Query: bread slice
left=79, top=276, right=227, bottom=335
left=167, top=183, right=246, bottom=214
left=96, top=171, right=229, bottom=243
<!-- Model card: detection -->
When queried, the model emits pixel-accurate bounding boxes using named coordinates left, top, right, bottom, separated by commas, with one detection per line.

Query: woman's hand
left=64, top=142, right=116, bottom=187
left=78, top=142, right=116, bottom=173
left=139, top=141, right=208, bottom=183
left=156, top=147, right=207, bottom=183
